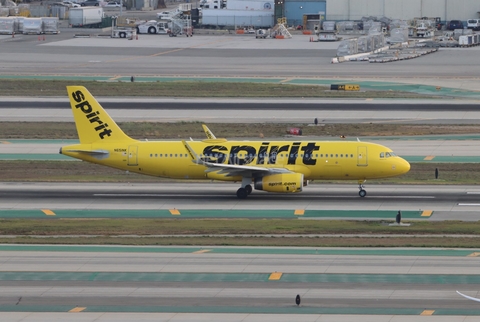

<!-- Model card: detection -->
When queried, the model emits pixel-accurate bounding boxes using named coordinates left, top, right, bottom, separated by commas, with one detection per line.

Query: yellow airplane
left=60, top=86, right=410, bottom=199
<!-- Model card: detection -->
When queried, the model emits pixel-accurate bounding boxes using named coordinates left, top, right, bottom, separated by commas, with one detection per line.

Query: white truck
left=69, top=7, right=104, bottom=27
left=136, top=20, right=169, bottom=34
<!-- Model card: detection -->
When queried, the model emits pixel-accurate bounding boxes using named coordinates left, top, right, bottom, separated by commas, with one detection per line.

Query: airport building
left=278, top=0, right=480, bottom=26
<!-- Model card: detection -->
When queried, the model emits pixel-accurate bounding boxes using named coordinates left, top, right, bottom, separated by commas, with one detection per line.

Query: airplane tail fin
left=66, top=86, right=133, bottom=144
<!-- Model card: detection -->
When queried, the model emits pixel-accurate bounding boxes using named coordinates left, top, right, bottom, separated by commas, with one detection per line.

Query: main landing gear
left=358, top=180, right=367, bottom=197
left=236, top=178, right=253, bottom=199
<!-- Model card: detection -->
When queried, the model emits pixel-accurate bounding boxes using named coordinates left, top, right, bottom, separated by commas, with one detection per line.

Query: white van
left=467, top=19, right=480, bottom=31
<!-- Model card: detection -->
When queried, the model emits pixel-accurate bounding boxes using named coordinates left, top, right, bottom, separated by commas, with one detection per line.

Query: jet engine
left=254, top=173, right=304, bottom=193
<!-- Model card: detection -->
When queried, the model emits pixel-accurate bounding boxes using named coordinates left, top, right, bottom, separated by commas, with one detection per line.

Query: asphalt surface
left=1, top=246, right=480, bottom=322
left=2, top=182, right=480, bottom=221
left=2, top=15, right=480, bottom=322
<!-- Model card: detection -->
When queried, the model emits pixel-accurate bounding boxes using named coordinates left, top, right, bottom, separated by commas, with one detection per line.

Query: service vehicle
left=63, top=1, right=81, bottom=7
left=81, top=0, right=100, bottom=6
left=156, top=11, right=173, bottom=19
left=467, top=19, right=480, bottom=31
left=136, top=20, right=169, bottom=34
left=112, top=26, right=135, bottom=38
left=105, top=1, right=122, bottom=7
left=447, top=20, right=464, bottom=30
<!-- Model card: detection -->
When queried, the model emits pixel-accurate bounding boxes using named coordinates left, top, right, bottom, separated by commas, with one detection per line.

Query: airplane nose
left=400, top=158, right=410, bottom=174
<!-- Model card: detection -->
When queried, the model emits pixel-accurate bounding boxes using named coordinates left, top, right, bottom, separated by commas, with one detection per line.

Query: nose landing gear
left=358, top=180, right=367, bottom=197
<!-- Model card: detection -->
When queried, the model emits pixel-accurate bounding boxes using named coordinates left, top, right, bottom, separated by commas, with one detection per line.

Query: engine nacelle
left=254, top=173, right=304, bottom=193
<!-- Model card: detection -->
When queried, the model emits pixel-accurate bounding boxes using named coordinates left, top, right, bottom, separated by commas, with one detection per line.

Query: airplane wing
left=456, top=291, right=480, bottom=302
left=182, top=140, right=291, bottom=177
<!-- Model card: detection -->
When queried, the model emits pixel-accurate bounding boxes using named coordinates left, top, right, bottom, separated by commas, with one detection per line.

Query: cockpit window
left=386, top=152, right=391, bottom=158
left=380, top=152, right=385, bottom=158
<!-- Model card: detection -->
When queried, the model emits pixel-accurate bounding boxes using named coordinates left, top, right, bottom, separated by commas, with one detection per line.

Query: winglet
left=202, top=124, right=217, bottom=140
left=182, top=140, right=203, bottom=165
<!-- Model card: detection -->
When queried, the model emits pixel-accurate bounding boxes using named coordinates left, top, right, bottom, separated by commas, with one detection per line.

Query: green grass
left=2, top=122, right=480, bottom=139
left=0, top=79, right=437, bottom=98
left=0, top=219, right=480, bottom=247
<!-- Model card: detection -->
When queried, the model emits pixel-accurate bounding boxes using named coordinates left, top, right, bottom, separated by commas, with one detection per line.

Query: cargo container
left=42, top=17, right=59, bottom=34
left=0, top=17, right=15, bottom=35
left=23, top=17, right=42, bottom=34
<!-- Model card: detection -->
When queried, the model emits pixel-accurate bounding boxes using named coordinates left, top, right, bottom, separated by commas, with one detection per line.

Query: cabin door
left=128, top=145, right=138, bottom=166
left=357, top=146, right=367, bottom=166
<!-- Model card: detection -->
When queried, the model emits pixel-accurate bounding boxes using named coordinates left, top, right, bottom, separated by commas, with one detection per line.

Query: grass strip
left=0, top=79, right=436, bottom=98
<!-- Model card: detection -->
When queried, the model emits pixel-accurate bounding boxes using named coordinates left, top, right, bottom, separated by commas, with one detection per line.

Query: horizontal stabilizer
left=60, top=148, right=110, bottom=160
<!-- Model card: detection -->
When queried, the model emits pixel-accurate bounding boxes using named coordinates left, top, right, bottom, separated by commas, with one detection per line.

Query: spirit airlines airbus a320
left=60, top=86, right=410, bottom=199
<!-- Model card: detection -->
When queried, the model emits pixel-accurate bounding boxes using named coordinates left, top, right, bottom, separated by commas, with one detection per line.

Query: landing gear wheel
left=359, top=189, right=367, bottom=198
left=245, top=184, right=252, bottom=195
left=236, top=188, right=248, bottom=199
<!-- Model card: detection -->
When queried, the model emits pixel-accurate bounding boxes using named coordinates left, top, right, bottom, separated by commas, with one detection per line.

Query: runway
left=1, top=182, right=480, bottom=221
left=1, top=245, right=480, bottom=322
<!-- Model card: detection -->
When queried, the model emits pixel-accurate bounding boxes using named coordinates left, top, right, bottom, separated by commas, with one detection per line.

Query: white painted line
left=467, top=192, right=480, bottom=194
left=94, top=194, right=165, bottom=197
left=458, top=203, right=480, bottom=206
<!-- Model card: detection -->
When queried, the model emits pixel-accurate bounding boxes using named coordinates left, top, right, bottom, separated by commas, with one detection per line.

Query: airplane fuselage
left=62, top=139, right=409, bottom=181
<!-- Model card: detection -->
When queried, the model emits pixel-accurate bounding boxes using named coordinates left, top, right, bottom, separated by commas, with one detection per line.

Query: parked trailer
left=69, top=7, right=104, bottom=28
left=0, top=17, right=15, bottom=35
left=111, top=27, right=136, bottom=38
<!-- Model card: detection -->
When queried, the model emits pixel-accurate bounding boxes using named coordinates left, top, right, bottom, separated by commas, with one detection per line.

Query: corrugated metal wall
left=284, top=0, right=326, bottom=26
left=325, top=0, right=480, bottom=21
